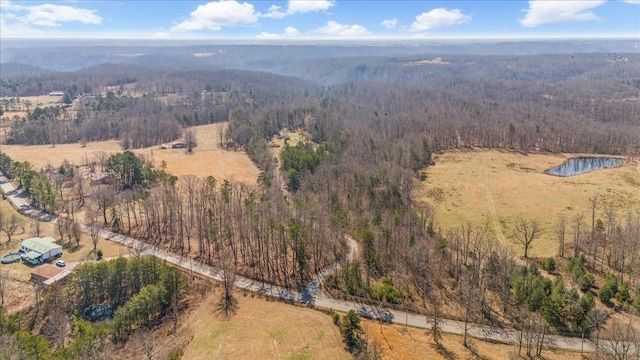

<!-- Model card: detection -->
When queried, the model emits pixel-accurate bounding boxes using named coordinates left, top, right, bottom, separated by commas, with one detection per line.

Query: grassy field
left=1, top=122, right=260, bottom=184
left=365, top=319, right=584, bottom=360
left=181, top=292, right=350, bottom=360
left=0, top=95, right=63, bottom=109
left=179, top=288, right=585, bottom=360
left=414, top=149, right=640, bottom=258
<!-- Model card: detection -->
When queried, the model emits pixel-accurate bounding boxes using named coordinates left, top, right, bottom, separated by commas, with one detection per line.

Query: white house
left=20, top=237, right=63, bottom=265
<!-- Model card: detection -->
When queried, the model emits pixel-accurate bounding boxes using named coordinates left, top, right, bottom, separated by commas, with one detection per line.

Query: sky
left=0, top=0, right=638, bottom=40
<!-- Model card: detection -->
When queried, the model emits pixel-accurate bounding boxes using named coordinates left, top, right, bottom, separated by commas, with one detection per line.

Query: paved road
left=0, top=175, right=596, bottom=353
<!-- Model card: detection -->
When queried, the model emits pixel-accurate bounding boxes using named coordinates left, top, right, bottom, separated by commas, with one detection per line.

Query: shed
left=31, top=264, right=66, bottom=284
left=171, top=141, right=188, bottom=149
left=48, top=91, right=65, bottom=96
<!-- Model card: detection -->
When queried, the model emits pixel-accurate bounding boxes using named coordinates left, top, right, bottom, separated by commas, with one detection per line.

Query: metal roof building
left=19, top=237, right=63, bottom=265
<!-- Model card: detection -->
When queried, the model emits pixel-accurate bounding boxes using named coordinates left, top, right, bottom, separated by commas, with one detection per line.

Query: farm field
left=1, top=122, right=260, bottom=184
left=0, top=95, right=63, bottom=109
left=181, top=292, right=350, bottom=360
left=415, top=149, right=640, bottom=258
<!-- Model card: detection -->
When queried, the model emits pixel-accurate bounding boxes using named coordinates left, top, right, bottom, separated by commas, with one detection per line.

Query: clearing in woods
left=1, top=122, right=260, bottom=184
left=181, top=292, right=350, bottom=360
left=414, top=149, right=640, bottom=258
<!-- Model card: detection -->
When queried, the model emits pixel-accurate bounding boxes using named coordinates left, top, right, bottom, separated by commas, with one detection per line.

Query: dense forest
left=1, top=41, right=640, bottom=358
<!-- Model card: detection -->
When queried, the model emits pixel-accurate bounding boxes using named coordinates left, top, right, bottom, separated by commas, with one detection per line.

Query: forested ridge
left=1, top=43, right=640, bottom=358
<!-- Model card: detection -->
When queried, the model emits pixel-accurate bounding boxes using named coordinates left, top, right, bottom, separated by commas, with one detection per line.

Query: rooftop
left=31, top=264, right=66, bottom=280
left=21, top=237, right=62, bottom=254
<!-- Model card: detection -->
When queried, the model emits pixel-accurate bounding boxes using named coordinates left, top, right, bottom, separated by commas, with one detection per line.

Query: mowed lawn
left=414, top=149, right=640, bottom=258
left=1, top=122, right=260, bottom=184
left=182, top=292, right=350, bottom=360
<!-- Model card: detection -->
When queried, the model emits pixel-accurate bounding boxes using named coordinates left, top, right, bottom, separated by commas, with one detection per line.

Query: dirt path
left=481, top=156, right=506, bottom=245
left=0, top=174, right=597, bottom=353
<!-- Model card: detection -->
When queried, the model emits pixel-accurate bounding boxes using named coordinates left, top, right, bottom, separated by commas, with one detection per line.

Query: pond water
left=546, top=157, right=623, bottom=177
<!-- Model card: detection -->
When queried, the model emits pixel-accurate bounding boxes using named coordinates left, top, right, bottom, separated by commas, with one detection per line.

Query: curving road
left=0, top=175, right=595, bottom=353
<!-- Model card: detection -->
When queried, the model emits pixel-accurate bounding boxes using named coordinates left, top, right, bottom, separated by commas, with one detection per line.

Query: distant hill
left=1, top=39, right=637, bottom=72
left=0, top=62, right=53, bottom=78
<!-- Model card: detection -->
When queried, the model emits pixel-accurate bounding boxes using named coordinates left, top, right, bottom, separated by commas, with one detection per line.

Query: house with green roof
left=19, top=237, right=63, bottom=265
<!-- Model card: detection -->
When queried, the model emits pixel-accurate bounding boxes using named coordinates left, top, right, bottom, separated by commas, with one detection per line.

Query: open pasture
left=415, top=149, right=640, bottom=257
left=1, top=122, right=260, bottom=184
left=0, top=95, right=63, bottom=109
left=181, top=292, right=350, bottom=360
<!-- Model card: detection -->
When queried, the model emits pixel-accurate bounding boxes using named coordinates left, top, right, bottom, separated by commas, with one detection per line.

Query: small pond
left=546, top=157, right=623, bottom=177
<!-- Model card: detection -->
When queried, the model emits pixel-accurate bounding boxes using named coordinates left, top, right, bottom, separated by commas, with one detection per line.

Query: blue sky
left=0, top=0, right=638, bottom=39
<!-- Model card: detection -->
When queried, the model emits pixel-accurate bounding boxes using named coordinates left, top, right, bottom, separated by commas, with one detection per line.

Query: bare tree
left=588, top=309, right=610, bottom=359
left=69, top=221, right=82, bottom=247
left=512, top=218, right=542, bottom=259
left=91, top=185, right=116, bottom=225
left=556, top=214, right=567, bottom=257
left=94, top=151, right=108, bottom=172
left=87, top=209, right=101, bottom=257
left=1, top=213, right=25, bottom=244
left=30, top=217, right=42, bottom=237
left=573, top=213, right=585, bottom=258
left=0, top=268, right=6, bottom=307
left=216, top=246, right=238, bottom=319
left=133, top=328, right=156, bottom=360
left=598, top=318, right=640, bottom=360
left=184, top=128, right=197, bottom=153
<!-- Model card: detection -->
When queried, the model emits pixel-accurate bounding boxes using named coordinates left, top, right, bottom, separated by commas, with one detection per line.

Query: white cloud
left=263, top=0, right=334, bottom=19
left=0, top=1, right=102, bottom=37
left=313, top=20, right=369, bottom=37
left=264, top=5, right=287, bottom=19
left=287, top=0, right=334, bottom=14
left=256, top=26, right=299, bottom=39
left=411, top=8, right=471, bottom=32
left=256, top=31, right=280, bottom=39
left=151, top=31, right=170, bottom=39
left=21, top=3, right=102, bottom=27
left=172, top=1, right=259, bottom=32
left=381, top=18, right=398, bottom=29
left=520, top=1, right=606, bottom=28
left=0, top=1, right=101, bottom=28
left=284, top=26, right=298, bottom=36
left=623, top=0, right=640, bottom=4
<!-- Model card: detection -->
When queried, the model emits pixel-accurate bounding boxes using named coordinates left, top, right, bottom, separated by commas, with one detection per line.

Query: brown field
left=415, top=149, right=640, bottom=258
left=181, top=292, right=350, bottom=360
left=180, top=288, right=585, bottom=360
left=364, top=319, right=584, bottom=360
left=0, top=95, right=63, bottom=109
left=1, top=122, right=260, bottom=184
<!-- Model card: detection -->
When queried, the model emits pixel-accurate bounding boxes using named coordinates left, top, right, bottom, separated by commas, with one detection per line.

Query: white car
left=56, top=260, right=66, bottom=267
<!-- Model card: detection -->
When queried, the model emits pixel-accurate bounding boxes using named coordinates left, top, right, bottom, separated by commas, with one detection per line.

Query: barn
left=19, top=237, right=63, bottom=265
